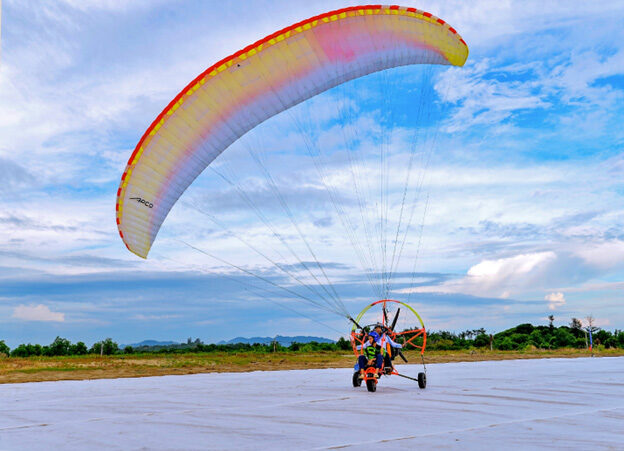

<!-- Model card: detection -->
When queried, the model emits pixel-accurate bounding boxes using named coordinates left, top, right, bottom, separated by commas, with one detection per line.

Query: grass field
left=2, top=348, right=623, bottom=384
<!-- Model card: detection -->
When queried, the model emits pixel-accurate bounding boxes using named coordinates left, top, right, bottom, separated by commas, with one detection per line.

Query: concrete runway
left=1, top=357, right=623, bottom=449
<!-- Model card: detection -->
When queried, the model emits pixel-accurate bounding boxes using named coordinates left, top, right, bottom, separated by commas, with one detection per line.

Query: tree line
left=2, top=318, right=623, bottom=358
left=0, top=337, right=351, bottom=357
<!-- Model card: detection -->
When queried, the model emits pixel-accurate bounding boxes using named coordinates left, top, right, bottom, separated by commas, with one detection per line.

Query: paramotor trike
left=350, top=299, right=427, bottom=392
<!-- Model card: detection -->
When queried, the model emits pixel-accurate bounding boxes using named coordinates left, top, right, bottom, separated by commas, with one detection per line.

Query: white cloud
left=436, top=59, right=551, bottom=132
left=12, top=304, right=65, bottom=322
left=545, top=292, right=566, bottom=310
left=404, top=252, right=557, bottom=298
left=575, top=240, right=624, bottom=270
left=132, top=314, right=181, bottom=321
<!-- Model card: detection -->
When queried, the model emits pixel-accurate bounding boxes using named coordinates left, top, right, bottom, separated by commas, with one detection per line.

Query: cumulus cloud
left=545, top=292, right=566, bottom=310
left=12, top=304, right=65, bottom=322
left=404, top=252, right=557, bottom=299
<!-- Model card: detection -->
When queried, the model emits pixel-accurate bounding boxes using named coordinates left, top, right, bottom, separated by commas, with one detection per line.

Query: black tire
left=352, top=372, right=362, bottom=387
left=366, top=378, right=377, bottom=392
left=418, top=372, right=426, bottom=389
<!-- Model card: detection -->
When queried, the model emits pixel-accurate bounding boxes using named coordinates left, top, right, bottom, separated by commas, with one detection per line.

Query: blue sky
left=1, top=1, right=624, bottom=348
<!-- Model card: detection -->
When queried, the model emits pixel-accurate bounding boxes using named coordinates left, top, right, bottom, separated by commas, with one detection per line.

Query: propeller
left=389, top=308, right=401, bottom=331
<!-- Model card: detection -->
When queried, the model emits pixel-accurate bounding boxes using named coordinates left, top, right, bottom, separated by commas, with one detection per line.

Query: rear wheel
left=418, top=372, right=426, bottom=389
left=366, top=378, right=377, bottom=392
left=352, top=371, right=362, bottom=387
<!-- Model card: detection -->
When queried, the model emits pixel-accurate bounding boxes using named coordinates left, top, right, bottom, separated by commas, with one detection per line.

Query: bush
left=431, top=339, right=456, bottom=350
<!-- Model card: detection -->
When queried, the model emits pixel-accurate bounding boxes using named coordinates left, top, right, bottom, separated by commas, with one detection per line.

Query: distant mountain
left=122, top=340, right=178, bottom=348
left=217, top=335, right=334, bottom=345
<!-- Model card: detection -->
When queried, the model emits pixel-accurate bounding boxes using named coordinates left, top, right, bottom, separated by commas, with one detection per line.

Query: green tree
left=528, top=330, right=546, bottom=348
left=90, top=338, right=119, bottom=355
left=594, top=330, right=612, bottom=346
left=124, top=346, right=134, bottom=354
left=553, top=328, right=575, bottom=348
left=0, top=340, right=10, bottom=356
left=473, top=333, right=490, bottom=348
left=604, top=336, right=617, bottom=348
left=496, top=337, right=514, bottom=350
left=336, top=337, right=351, bottom=351
left=616, top=330, right=624, bottom=348
left=10, top=344, right=29, bottom=357
left=69, top=342, right=88, bottom=355
left=510, top=333, right=529, bottom=348
left=515, top=323, right=534, bottom=335
left=49, top=337, right=71, bottom=356
left=11, top=343, right=42, bottom=357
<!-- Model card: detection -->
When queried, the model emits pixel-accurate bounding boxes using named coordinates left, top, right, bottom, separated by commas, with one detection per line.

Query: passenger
left=356, top=332, right=383, bottom=378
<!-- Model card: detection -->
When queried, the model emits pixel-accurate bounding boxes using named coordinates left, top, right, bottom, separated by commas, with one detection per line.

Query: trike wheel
left=418, top=372, right=426, bottom=389
left=352, top=371, right=362, bottom=387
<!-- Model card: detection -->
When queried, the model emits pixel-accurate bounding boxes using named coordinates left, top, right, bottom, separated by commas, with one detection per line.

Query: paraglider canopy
left=115, top=4, right=468, bottom=258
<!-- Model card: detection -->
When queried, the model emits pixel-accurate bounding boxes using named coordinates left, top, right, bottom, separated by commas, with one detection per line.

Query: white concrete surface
left=1, top=357, right=623, bottom=450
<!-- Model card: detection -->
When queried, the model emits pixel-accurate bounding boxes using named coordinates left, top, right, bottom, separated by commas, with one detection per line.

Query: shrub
left=432, top=339, right=456, bottom=350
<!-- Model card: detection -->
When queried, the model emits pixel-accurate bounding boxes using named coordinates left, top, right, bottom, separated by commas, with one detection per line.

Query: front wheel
left=366, top=378, right=377, bottom=392
left=418, top=372, right=426, bottom=389
left=352, top=372, right=362, bottom=387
